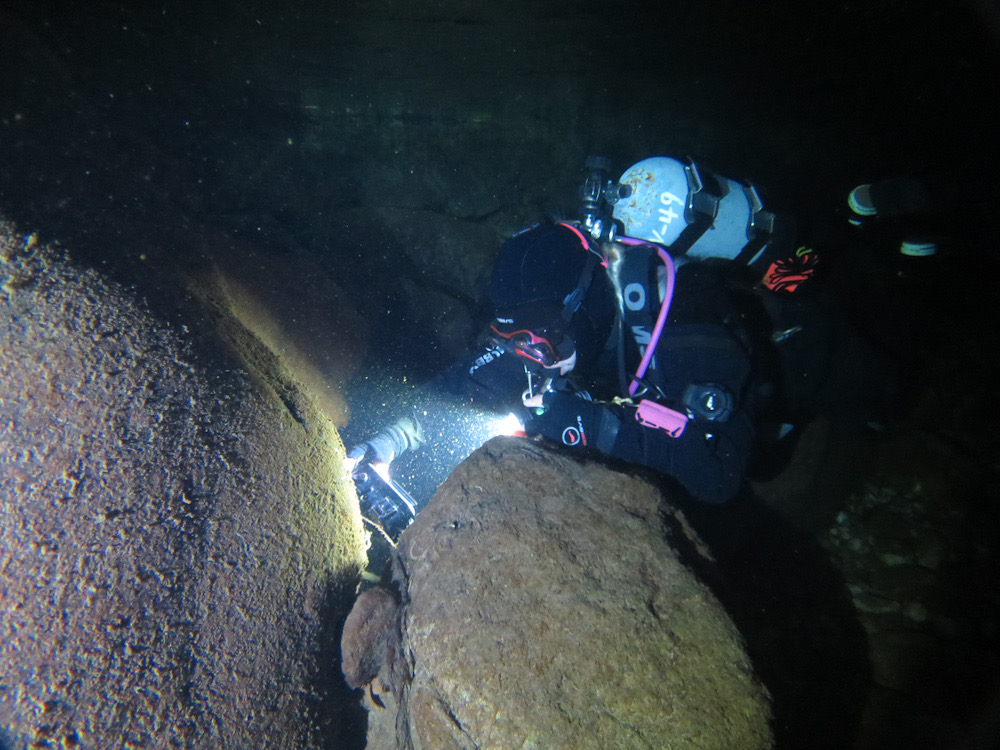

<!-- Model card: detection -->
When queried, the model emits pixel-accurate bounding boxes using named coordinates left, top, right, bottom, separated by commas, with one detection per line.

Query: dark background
left=3, top=1, right=1000, bottom=748
left=3, top=0, right=999, bottom=362
left=3, top=0, right=997, bottom=265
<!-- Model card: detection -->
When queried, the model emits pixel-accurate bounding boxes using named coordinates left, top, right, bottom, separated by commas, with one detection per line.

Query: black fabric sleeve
left=522, top=393, right=753, bottom=505
left=430, top=342, right=528, bottom=411
left=609, top=405, right=754, bottom=504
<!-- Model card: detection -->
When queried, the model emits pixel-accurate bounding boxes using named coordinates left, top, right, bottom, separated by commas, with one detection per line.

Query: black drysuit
left=429, top=261, right=765, bottom=505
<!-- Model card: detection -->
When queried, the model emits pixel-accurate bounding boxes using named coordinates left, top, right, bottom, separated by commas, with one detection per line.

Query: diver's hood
left=490, top=223, right=615, bottom=362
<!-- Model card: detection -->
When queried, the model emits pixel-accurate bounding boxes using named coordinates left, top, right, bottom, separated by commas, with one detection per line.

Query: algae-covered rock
left=347, top=436, right=772, bottom=749
left=0, top=223, right=367, bottom=749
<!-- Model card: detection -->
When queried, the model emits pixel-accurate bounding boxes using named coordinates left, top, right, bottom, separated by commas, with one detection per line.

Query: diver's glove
left=522, top=392, right=620, bottom=454
left=349, top=415, right=426, bottom=467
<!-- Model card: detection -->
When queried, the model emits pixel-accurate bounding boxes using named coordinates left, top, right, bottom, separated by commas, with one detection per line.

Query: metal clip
left=743, top=183, right=776, bottom=239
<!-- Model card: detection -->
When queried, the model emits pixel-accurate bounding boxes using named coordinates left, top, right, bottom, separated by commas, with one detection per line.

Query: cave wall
left=0, top=223, right=367, bottom=749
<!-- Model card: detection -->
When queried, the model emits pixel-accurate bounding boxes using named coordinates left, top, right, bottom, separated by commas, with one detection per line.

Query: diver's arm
left=350, top=342, right=527, bottom=467
left=522, top=392, right=753, bottom=504
left=612, top=407, right=754, bottom=504
left=348, top=414, right=425, bottom=466
left=430, top=341, right=529, bottom=409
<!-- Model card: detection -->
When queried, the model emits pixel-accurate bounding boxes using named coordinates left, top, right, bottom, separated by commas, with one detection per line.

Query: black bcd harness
left=616, top=245, right=752, bottom=425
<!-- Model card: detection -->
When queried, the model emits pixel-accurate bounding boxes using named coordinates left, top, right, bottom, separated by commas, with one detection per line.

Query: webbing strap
left=618, top=244, right=660, bottom=389
left=671, top=162, right=723, bottom=257
left=561, top=249, right=600, bottom=322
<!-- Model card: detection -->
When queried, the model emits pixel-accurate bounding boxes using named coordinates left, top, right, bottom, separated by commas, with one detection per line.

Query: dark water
left=3, top=1, right=1000, bottom=748
left=2, top=0, right=998, bottom=365
left=3, top=1, right=998, bottom=248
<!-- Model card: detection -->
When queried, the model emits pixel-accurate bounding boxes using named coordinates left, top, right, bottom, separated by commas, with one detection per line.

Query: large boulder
left=0, top=224, right=367, bottom=749
left=344, top=436, right=773, bottom=749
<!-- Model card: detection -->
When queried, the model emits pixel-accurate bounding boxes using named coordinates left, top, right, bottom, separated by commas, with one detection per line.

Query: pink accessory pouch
left=635, top=400, right=688, bottom=438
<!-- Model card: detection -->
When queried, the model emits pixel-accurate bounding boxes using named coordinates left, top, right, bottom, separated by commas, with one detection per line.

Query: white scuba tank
left=612, top=156, right=771, bottom=263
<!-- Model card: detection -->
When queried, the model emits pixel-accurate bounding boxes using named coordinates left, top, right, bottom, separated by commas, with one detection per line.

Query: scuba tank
left=574, top=157, right=758, bottom=427
left=610, top=156, right=780, bottom=266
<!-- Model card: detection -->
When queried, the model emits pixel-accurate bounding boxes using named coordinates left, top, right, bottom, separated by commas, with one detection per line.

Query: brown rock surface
left=341, top=587, right=401, bottom=691
left=348, top=436, right=772, bottom=749
left=0, top=224, right=367, bottom=748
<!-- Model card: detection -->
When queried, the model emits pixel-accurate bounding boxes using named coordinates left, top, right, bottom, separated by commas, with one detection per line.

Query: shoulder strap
left=618, top=245, right=663, bottom=395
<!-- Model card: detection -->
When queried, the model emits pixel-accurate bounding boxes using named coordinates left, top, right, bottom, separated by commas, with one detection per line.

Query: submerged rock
left=342, top=587, right=402, bottom=691
left=345, top=436, right=772, bottom=749
left=0, top=224, right=367, bottom=749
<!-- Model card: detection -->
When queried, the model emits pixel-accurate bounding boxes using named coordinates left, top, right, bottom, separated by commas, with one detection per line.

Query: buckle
left=683, top=162, right=722, bottom=225
left=743, top=183, right=775, bottom=239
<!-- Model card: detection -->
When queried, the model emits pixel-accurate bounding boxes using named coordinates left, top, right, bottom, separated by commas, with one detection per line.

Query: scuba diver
left=349, top=156, right=913, bottom=540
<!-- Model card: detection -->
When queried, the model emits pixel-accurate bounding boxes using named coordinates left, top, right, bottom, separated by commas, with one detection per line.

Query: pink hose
left=621, top=239, right=676, bottom=396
